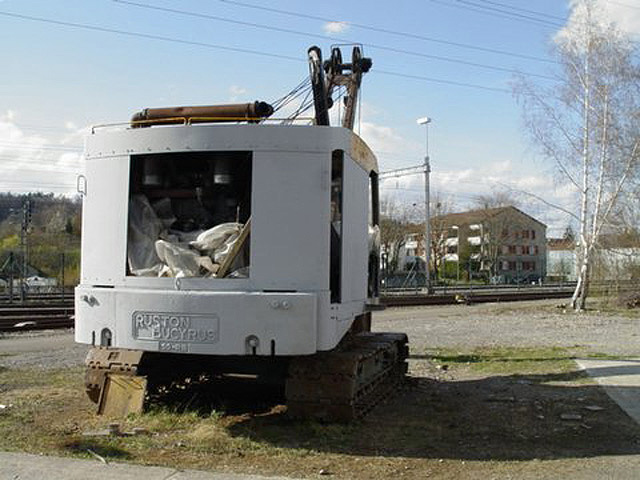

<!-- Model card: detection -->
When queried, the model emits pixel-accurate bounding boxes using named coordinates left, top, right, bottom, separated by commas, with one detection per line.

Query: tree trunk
left=571, top=243, right=590, bottom=310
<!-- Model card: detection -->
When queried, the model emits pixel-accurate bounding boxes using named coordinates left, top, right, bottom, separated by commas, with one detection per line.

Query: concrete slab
left=575, top=358, right=640, bottom=425
left=0, top=451, right=296, bottom=480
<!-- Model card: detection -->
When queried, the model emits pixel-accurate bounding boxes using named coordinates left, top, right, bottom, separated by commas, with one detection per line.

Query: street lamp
left=417, top=116, right=432, bottom=292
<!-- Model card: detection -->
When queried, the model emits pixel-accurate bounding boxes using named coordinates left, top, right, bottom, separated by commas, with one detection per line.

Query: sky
left=1, top=0, right=639, bottom=236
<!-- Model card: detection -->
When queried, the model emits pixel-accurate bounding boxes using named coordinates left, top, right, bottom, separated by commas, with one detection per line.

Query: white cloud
left=229, top=85, right=247, bottom=97
left=228, top=85, right=248, bottom=102
left=0, top=112, right=83, bottom=195
left=360, top=121, right=421, bottom=167
left=595, top=0, right=640, bottom=37
left=323, top=21, right=349, bottom=34
left=557, top=0, right=640, bottom=44
left=380, top=156, right=579, bottom=235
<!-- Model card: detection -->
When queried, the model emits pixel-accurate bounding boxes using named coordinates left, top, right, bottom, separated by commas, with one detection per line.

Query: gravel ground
left=373, top=299, right=640, bottom=356
left=2, top=299, right=640, bottom=480
left=1, top=299, right=639, bottom=370
left=0, top=329, right=87, bottom=369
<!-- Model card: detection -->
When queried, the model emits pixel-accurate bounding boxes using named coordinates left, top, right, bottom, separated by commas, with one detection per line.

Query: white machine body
left=75, top=124, right=379, bottom=356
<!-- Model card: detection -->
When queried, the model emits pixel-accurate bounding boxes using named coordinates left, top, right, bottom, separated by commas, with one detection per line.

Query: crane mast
left=308, top=45, right=372, bottom=130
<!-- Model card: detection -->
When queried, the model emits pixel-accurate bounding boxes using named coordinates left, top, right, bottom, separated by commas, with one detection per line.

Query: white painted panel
left=75, top=285, right=116, bottom=344
left=341, top=154, right=368, bottom=304
left=251, top=151, right=330, bottom=291
left=81, top=156, right=129, bottom=285
left=113, top=289, right=317, bottom=355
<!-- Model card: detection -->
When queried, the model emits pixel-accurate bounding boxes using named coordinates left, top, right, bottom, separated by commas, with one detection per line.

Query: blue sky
left=1, top=0, right=639, bottom=235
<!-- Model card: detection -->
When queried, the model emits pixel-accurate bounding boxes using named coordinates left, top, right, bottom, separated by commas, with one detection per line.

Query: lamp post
left=417, top=116, right=432, bottom=293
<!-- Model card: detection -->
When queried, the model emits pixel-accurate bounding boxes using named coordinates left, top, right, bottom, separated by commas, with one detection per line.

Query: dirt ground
left=1, top=299, right=640, bottom=479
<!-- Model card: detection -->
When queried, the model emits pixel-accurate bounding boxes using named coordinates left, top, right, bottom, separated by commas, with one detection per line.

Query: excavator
left=75, top=45, right=408, bottom=422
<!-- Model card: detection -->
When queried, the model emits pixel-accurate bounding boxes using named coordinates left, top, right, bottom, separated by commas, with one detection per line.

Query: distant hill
left=0, top=193, right=82, bottom=285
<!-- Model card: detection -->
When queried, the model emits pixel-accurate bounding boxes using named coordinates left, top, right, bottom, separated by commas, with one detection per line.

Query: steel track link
left=286, top=332, right=409, bottom=422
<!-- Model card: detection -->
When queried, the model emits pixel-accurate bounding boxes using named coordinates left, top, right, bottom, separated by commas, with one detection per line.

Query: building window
left=508, top=261, right=516, bottom=270
left=522, top=230, right=530, bottom=239
left=508, top=245, right=516, bottom=254
left=534, top=245, right=539, bottom=255
left=531, top=230, right=536, bottom=240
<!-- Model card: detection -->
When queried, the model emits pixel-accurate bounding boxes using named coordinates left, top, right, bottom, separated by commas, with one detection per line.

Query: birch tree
left=429, top=193, right=453, bottom=280
left=515, top=0, right=640, bottom=310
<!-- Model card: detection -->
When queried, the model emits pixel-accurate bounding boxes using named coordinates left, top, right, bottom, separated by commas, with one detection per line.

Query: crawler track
left=286, top=332, right=409, bottom=422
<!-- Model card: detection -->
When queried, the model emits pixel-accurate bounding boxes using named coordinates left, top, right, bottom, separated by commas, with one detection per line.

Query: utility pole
left=60, top=252, right=65, bottom=302
left=417, top=117, right=433, bottom=293
left=20, top=197, right=32, bottom=303
left=379, top=122, right=435, bottom=295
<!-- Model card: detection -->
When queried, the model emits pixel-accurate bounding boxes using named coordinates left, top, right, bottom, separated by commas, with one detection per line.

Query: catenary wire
left=113, top=0, right=556, bottom=80
left=427, top=0, right=562, bottom=28
left=469, top=0, right=567, bottom=21
left=452, top=0, right=564, bottom=27
left=215, top=0, right=555, bottom=63
left=0, top=10, right=303, bottom=63
left=0, top=10, right=519, bottom=94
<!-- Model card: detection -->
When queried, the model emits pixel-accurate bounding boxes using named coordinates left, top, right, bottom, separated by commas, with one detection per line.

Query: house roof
left=547, top=238, right=575, bottom=250
left=431, top=205, right=547, bottom=228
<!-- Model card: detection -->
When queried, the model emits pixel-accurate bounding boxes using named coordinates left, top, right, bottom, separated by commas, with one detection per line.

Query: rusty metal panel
left=97, top=374, right=147, bottom=417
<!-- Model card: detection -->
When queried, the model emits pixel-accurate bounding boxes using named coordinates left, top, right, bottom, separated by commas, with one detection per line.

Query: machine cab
left=76, top=121, right=381, bottom=356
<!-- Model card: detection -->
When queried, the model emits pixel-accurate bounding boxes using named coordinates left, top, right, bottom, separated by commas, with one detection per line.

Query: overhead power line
left=113, top=0, right=555, bottom=80
left=453, top=0, right=564, bottom=27
left=0, top=10, right=302, bottom=62
left=470, top=0, right=566, bottom=21
left=0, top=142, right=81, bottom=152
left=374, top=70, right=510, bottom=93
left=0, top=10, right=518, bottom=94
left=428, top=0, right=562, bottom=28
left=213, top=0, right=554, bottom=64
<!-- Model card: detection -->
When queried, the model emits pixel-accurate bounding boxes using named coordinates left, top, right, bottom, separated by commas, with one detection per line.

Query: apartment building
left=434, top=206, right=547, bottom=283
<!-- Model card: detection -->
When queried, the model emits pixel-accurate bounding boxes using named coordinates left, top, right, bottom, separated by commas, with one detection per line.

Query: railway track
left=0, top=304, right=74, bottom=332
left=380, top=288, right=574, bottom=307
left=0, top=283, right=634, bottom=331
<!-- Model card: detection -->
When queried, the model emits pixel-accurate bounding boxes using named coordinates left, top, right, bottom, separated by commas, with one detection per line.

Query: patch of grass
left=1, top=348, right=640, bottom=479
left=422, top=346, right=574, bottom=372
left=64, top=439, right=132, bottom=459
left=418, top=346, right=639, bottom=384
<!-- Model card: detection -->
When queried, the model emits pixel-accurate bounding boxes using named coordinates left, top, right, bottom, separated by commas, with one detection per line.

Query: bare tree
left=379, top=196, right=415, bottom=274
left=429, top=192, right=454, bottom=280
left=473, top=192, right=519, bottom=279
left=515, top=0, right=640, bottom=310
left=475, top=191, right=516, bottom=210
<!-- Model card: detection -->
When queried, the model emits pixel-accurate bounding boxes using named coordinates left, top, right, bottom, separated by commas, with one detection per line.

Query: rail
left=0, top=304, right=74, bottom=332
left=0, top=282, right=636, bottom=331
